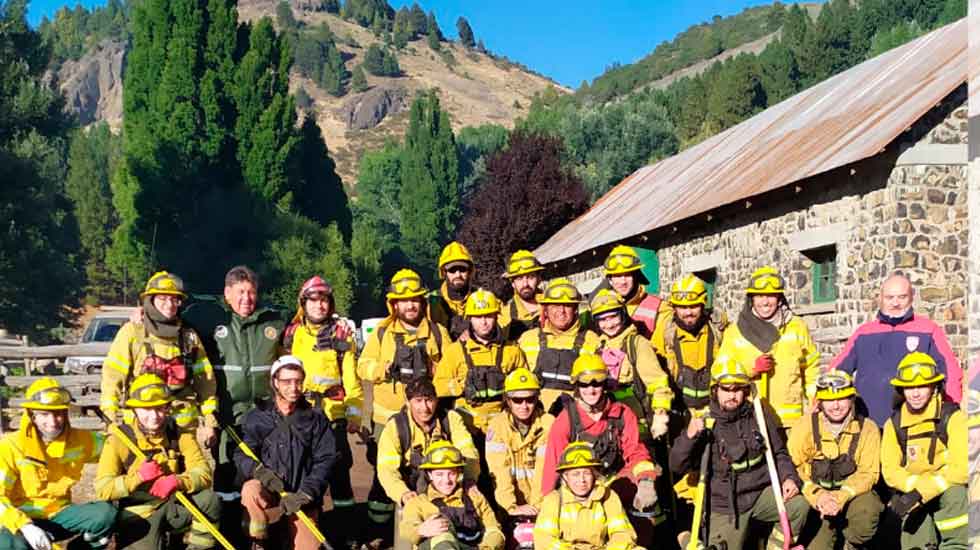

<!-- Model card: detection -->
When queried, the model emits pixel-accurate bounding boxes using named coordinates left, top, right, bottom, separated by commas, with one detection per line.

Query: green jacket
left=183, top=298, right=286, bottom=426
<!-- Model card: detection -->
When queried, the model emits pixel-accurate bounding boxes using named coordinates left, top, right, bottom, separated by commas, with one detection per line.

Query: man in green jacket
left=182, top=265, right=286, bottom=545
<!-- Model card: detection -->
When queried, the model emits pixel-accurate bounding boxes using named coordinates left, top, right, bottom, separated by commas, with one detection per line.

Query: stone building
left=534, top=21, right=970, bottom=368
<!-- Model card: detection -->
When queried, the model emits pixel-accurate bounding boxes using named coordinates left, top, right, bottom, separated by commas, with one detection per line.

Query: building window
left=693, top=269, right=717, bottom=309
left=809, top=245, right=838, bottom=303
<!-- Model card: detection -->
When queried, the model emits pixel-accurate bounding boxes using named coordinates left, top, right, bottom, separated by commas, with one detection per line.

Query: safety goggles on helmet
left=670, top=290, right=707, bottom=304
left=605, top=253, right=641, bottom=272
left=542, top=283, right=580, bottom=303
left=815, top=371, right=856, bottom=400
left=126, top=383, right=172, bottom=408
left=556, top=441, right=601, bottom=471
left=891, top=362, right=944, bottom=386
left=25, top=387, right=72, bottom=410
left=419, top=440, right=466, bottom=469
left=390, top=276, right=423, bottom=295
left=505, top=255, right=544, bottom=278
left=747, top=272, right=785, bottom=293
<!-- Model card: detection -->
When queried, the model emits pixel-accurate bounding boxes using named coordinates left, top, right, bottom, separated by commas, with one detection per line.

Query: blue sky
left=28, top=0, right=801, bottom=87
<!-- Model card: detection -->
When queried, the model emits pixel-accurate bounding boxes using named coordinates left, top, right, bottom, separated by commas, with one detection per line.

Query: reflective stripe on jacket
left=292, top=321, right=363, bottom=424
left=437, top=337, right=527, bottom=432
left=400, top=484, right=504, bottom=549
left=518, top=325, right=600, bottom=411
left=484, top=410, right=554, bottom=513
left=533, top=484, right=640, bottom=550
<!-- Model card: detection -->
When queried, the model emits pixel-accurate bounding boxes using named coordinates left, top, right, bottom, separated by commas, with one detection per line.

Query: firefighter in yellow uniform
left=436, top=289, right=527, bottom=436
left=881, top=352, right=967, bottom=550
left=498, top=250, right=545, bottom=342
left=717, top=266, right=820, bottom=428
left=429, top=242, right=477, bottom=341
left=401, top=440, right=504, bottom=550
left=358, top=268, right=452, bottom=532
left=286, top=275, right=362, bottom=542
left=787, top=371, right=883, bottom=549
left=533, top=441, right=645, bottom=550
left=95, top=374, right=218, bottom=550
left=0, top=379, right=116, bottom=550
left=101, top=271, right=218, bottom=443
left=484, top=368, right=554, bottom=548
left=518, top=278, right=600, bottom=412
left=601, top=245, right=669, bottom=339
left=590, top=289, right=673, bottom=440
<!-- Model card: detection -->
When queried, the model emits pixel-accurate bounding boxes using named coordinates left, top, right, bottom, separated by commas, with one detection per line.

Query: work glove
left=138, top=460, right=164, bottom=483
left=20, top=524, right=51, bottom=550
left=281, top=491, right=313, bottom=515
left=888, top=490, right=922, bottom=519
left=632, top=479, right=658, bottom=511
left=149, top=475, right=180, bottom=500
left=513, top=520, right=535, bottom=549
left=650, top=411, right=670, bottom=439
left=254, top=464, right=285, bottom=494
left=753, top=354, right=775, bottom=375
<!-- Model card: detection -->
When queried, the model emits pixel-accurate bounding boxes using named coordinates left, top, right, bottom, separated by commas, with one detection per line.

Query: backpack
left=394, top=407, right=453, bottom=491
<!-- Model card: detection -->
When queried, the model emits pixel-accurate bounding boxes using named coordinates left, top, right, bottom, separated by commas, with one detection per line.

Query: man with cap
left=498, top=250, right=545, bottom=342
left=436, top=288, right=527, bottom=437
left=831, top=273, right=962, bottom=426
left=96, top=373, right=218, bottom=550
left=787, top=371, right=882, bottom=550
left=601, top=244, right=667, bottom=339
left=541, top=355, right=664, bottom=540
left=180, top=265, right=286, bottom=539
left=236, top=355, right=337, bottom=550
left=0, top=379, right=116, bottom=550
left=101, top=271, right=219, bottom=444
left=484, top=368, right=554, bottom=547
left=670, top=358, right=807, bottom=550
left=517, top=278, right=600, bottom=412
left=430, top=241, right=477, bottom=341
left=717, top=266, right=820, bottom=429
left=358, top=268, right=451, bottom=532
left=880, top=352, right=967, bottom=550
left=284, top=275, right=362, bottom=546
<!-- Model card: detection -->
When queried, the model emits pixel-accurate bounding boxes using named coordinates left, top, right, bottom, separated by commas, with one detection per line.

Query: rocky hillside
left=54, top=0, right=566, bottom=184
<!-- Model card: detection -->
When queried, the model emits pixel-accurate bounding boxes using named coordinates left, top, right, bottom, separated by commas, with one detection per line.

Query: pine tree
left=426, top=11, right=441, bottom=51
left=352, top=64, right=368, bottom=91
left=292, top=115, right=352, bottom=241
left=276, top=1, right=297, bottom=31
left=409, top=3, right=427, bottom=37
left=456, top=16, right=474, bottom=48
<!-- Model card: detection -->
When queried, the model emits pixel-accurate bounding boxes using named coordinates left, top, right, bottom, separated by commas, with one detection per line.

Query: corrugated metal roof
left=536, top=19, right=966, bottom=264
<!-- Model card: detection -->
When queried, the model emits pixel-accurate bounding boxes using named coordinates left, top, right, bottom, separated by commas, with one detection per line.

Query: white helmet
left=271, top=355, right=304, bottom=378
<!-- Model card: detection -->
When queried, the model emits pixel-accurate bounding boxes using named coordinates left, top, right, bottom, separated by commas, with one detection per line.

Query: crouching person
left=787, top=371, right=883, bottom=549
left=0, top=379, right=116, bottom=550
left=533, top=441, right=645, bottom=550
left=235, top=355, right=336, bottom=550
left=96, top=374, right=217, bottom=550
left=401, top=441, right=504, bottom=550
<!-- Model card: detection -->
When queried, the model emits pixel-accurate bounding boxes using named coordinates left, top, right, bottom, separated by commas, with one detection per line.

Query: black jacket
left=235, top=397, right=336, bottom=500
left=670, top=398, right=800, bottom=518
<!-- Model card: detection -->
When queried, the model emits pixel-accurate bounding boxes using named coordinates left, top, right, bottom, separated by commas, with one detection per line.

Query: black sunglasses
left=446, top=266, right=470, bottom=274
left=508, top=396, right=536, bottom=405
left=576, top=380, right=606, bottom=388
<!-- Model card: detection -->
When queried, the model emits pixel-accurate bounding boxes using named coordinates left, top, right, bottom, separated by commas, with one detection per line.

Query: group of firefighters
left=0, top=241, right=972, bottom=550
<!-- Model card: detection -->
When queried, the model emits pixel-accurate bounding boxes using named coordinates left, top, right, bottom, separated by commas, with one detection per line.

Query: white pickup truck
left=63, top=308, right=135, bottom=374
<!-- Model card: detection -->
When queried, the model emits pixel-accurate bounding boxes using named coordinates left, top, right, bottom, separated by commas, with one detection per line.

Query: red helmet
left=299, top=276, right=332, bottom=299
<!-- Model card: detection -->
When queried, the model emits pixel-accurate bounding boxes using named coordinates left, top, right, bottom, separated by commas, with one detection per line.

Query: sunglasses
left=605, top=254, right=639, bottom=270
left=445, top=266, right=470, bottom=274
left=508, top=396, right=537, bottom=405
left=576, top=380, right=606, bottom=388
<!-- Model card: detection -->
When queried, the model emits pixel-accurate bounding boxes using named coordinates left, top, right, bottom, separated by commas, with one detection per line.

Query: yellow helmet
left=125, top=374, right=174, bottom=408
left=890, top=352, right=944, bottom=387
left=504, top=368, right=541, bottom=394
left=386, top=269, right=429, bottom=301
left=746, top=266, right=785, bottom=295
left=556, top=441, right=602, bottom=471
left=814, top=371, right=856, bottom=401
left=141, top=271, right=187, bottom=300
left=438, top=241, right=473, bottom=278
left=418, top=439, right=466, bottom=470
left=23, top=378, right=72, bottom=411
left=603, top=245, right=644, bottom=276
left=570, top=354, right=608, bottom=385
left=590, top=288, right=625, bottom=317
left=538, top=278, right=582, bottom=305
left=465, top=288, right=500, bottom=316
left=710, top=358, right=752, bottom=387
left=503, top=250, right=544, bottom=278
left=669, top=274, right=708, bottom=306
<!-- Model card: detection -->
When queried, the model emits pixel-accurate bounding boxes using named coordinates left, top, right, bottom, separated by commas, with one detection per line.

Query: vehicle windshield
left=82, top=318, right=126, bottom=343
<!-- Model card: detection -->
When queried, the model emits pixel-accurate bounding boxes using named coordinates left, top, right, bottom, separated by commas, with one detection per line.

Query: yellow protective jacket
left=376, top=409, right=480, bottom=502
left=429, top=283, right=470, bottom=341
left=499, top=297, right=539, bottom=341
left=436, top=336, right=527, bottom=432
left=484, top=409, right=554, bottom=514
left=400, top=483, right=504, bottom=550
left=598, top=325, right=673, bottom=416
left=717, top=315, right=819, bottom=427
left=651, top=314, right=722, bottom=413
left=881, top=394, right=967, bottom=503
left=0, top=418, right=104, bottom=533
left=291, top=320, right=364, bottom=425
left=517, top=324, right=601, bottom=411
left=95, top=419, right=212, bottom=519
left=101, top=321, right=218, bottom=428
left=787, top=411, right=880, bottom=508
left=533, top=484, right=641, bottom=550
left=357, top=317, right=450, bottom=426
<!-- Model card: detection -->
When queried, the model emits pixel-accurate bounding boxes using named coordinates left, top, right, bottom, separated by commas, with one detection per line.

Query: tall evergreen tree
left=292, top=115, right=352, bottom=241
left=351, top=64, right=368, bottom=92
left=426, top=11, right=441, bottom=51
left=456, top=16, right=474, bottom=48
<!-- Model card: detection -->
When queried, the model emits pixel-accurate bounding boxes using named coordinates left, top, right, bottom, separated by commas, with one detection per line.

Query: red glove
left=333, top=321, right=351, bottom=340
left=138, top=460, right=164, bottom=483
left=149, top=475, right=180, bottom=500
left=753, top=354, right=775, bottom=374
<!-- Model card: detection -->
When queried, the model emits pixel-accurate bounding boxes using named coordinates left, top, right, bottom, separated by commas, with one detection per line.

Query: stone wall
left=557, top=89, right=969, bottom=369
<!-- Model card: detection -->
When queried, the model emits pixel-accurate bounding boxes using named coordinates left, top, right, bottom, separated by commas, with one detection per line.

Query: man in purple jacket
left=831, top=273, right=962, bottom=425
